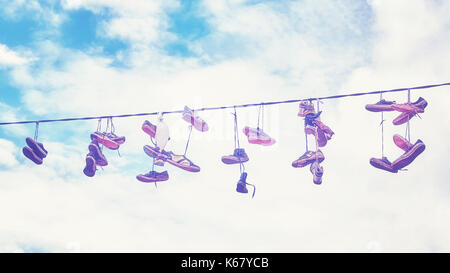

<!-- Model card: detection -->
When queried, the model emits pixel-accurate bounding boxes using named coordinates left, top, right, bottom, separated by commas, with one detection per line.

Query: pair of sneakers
left=365, top=97, right=428, bottom=125
left=370, top=134, right=426, bottom=173
left=90, top=131, right=126, bottom=150
left=22, top=137, right=48, bottom=165
left=83, top=140, right=108, bottom=177
left=292, top=150, right=325, bottom=184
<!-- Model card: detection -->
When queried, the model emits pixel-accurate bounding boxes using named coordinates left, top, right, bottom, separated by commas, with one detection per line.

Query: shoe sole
left=142, top=123, right=157, bottom=138
left=292, top=155, right=325, bottom=168
left=83, top=156, right=96, bottom=177
left=221, top=156, right=249, bottom=165
left=136, top=174, right=169, bottom=183
left=369, top=158, right=398, bottom=173
left=23, top=147, right=43, bottom=165
left=392, top=143, right=426, bottom=170
left=88, top=143, right=108, bottom=167
left=26, top=137, right=47, bottom=159
left=365, top=105, right=395, bottom=112
left=91, top=133, right=120, bottom=150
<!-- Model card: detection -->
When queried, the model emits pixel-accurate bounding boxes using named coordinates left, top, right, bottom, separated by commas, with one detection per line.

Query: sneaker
left=23, top=147, right=43, bottom=165
left=243, top=126, right=276, bottom=146
left=106, top=133, right=126, bottom=145
left=393, top=134, right=412, bottom=152
left=298, top=101, right=316, bottom=117
left=164, top=151, right=201, bottom=172
left=310, top=161, right=324, bottom=185
left=391, top=97, right=427, bottom=113
left=26, top=137, right=48, bottom=159
left=365, top=99, right=396, bottom=112
left=142, top=120, right=157, bottom=138
left=136, top=171, right=169, bottom=183
left=90, top=132, right=120, bottom=150
left=369, top=157, right=398, bottom=173
left=221, top=148, right=249, bottom=164
left=182, top=106, right=209, bottom=132
left=83, top=155, right=96, bottom=177
left=391, top=140, right=426, bottom=170
left=392, top=97, right=428, bottom=125
left=88, top=141, right=108, bottom=167
left=236, top=172, right=255, bottom=198
left=292, top=150, right=325, bottom=168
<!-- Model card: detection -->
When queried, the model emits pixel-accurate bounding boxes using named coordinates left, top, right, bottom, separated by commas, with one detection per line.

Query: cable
left=0, top=82, right=449, bottom=126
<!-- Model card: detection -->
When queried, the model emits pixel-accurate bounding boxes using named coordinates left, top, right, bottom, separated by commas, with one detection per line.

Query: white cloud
left=0, top=139, right=18, bottom=167
left=0, top=44, right=32, bottom=68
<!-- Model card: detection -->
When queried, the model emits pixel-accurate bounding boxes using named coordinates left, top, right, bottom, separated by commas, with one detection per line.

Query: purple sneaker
left=88, top=141, right=108, bottom=167
left=235, top=172, right=255, bottom=198
left=83, top=155, right=96, bottom=177
left=365, top=99, right=396, bottom=112
left=391, top=140, right=426, bottom=170
left=26, top=137, right=47, bottom=159
left=136, top=171, right=169, bottom=183
left=370, top=157, right=397, bottom=173
left=23, top=147, right=43, bottom=165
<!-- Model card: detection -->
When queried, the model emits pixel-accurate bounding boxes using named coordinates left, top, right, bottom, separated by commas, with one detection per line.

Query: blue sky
left=1, top=0, right=450, bottom=252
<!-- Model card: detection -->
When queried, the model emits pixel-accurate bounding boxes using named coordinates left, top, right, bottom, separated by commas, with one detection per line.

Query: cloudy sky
left=0, top=0, right=450, bottom=252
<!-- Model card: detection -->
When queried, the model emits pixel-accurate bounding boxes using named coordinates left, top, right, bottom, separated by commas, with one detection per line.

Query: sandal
left=166, top=151, right=200, bottom=172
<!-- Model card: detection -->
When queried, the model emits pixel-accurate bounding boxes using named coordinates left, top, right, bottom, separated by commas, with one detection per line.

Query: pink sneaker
left=182, top=106, right=209, bottom=132
left=369, top=157, right=398, bottom=173
left=393, top=134, right=412, bottom=152
left=392, top=97, right=427, bottom=113
left=243, top=126, right=276, bottom=146
left=142, top=120, right=157, bottom=138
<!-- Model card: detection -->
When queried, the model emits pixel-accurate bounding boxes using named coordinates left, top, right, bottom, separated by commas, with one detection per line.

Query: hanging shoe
left=221, top=148, right=249, bottom=164
left=310, top=161, right=324, bottom=185
left=313, top=120, right=334, bottom=140
left=393, top=134, right=413, bottom=152
left=142, top=120, right=157, bottom=138
left=136, top=171, right=169, bottom=183
left=235, top=172, right=255, bottom=198
left=365, top=99, right=396, bottom=112
left=391, top=140, right=426, bottom=170
left=164, top=151, right=201, bottom=172
left=243, top=126, right=276, bottom=146
left=392, top=97, right=428, bottom=125
left=369, top=157, right=398, bottom=173
left=292, top=150, right=324, bottom=168
left=23, top=147, right=43, bottom=165
left=183, top=106, right=209, bottom=132
left=88, top=141, right=108, bottom=167
left=391, top=97, right=428, bottom=113
left=25, top=137, right=48, bottom=159
left=105, top=133, right=126, bottom=145
left=83, top=155, right=96, bottom=177
left=298, top=101, right=316, bottom=117
left=90, top=132, right=120, bottom=150
left=143, top=145, right=170, bottom=161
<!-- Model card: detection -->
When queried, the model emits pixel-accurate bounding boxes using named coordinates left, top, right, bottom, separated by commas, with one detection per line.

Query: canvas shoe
left=25, top=137, right=48, bottom=159
left=90, top=132, right=120, bottom=150
left=142, top=120, right=157, bottom=138
left=243, top=126, right=276, bottom=146
left=365, top=99, right=396, bottom=112
left=292, top=150, right=325, bottom=168
left=391, top=140, right=426, bottom=170
left=221, top=148, right=249, bottom=164
left=310, top=161, right=324, bottom=185
left=88, top=141, right=108, bottom=167
left=136, top=171, right=169, bottom=183
left=23, top=147, right=43, bottom=165
left=235, top=172, right=255, bottom=198
left=83, top=155, right=96, bottom=177
left=182, top=106, right=209, bottom=132
left=298, top=101, right=316, bottom=117
left=391, top=97, right=427, bottom=113
left=392, top=97, right=428, bottom=125
left=369, top=157, right=397, bottom=173
left=393, top=134, right=413, bottom=152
